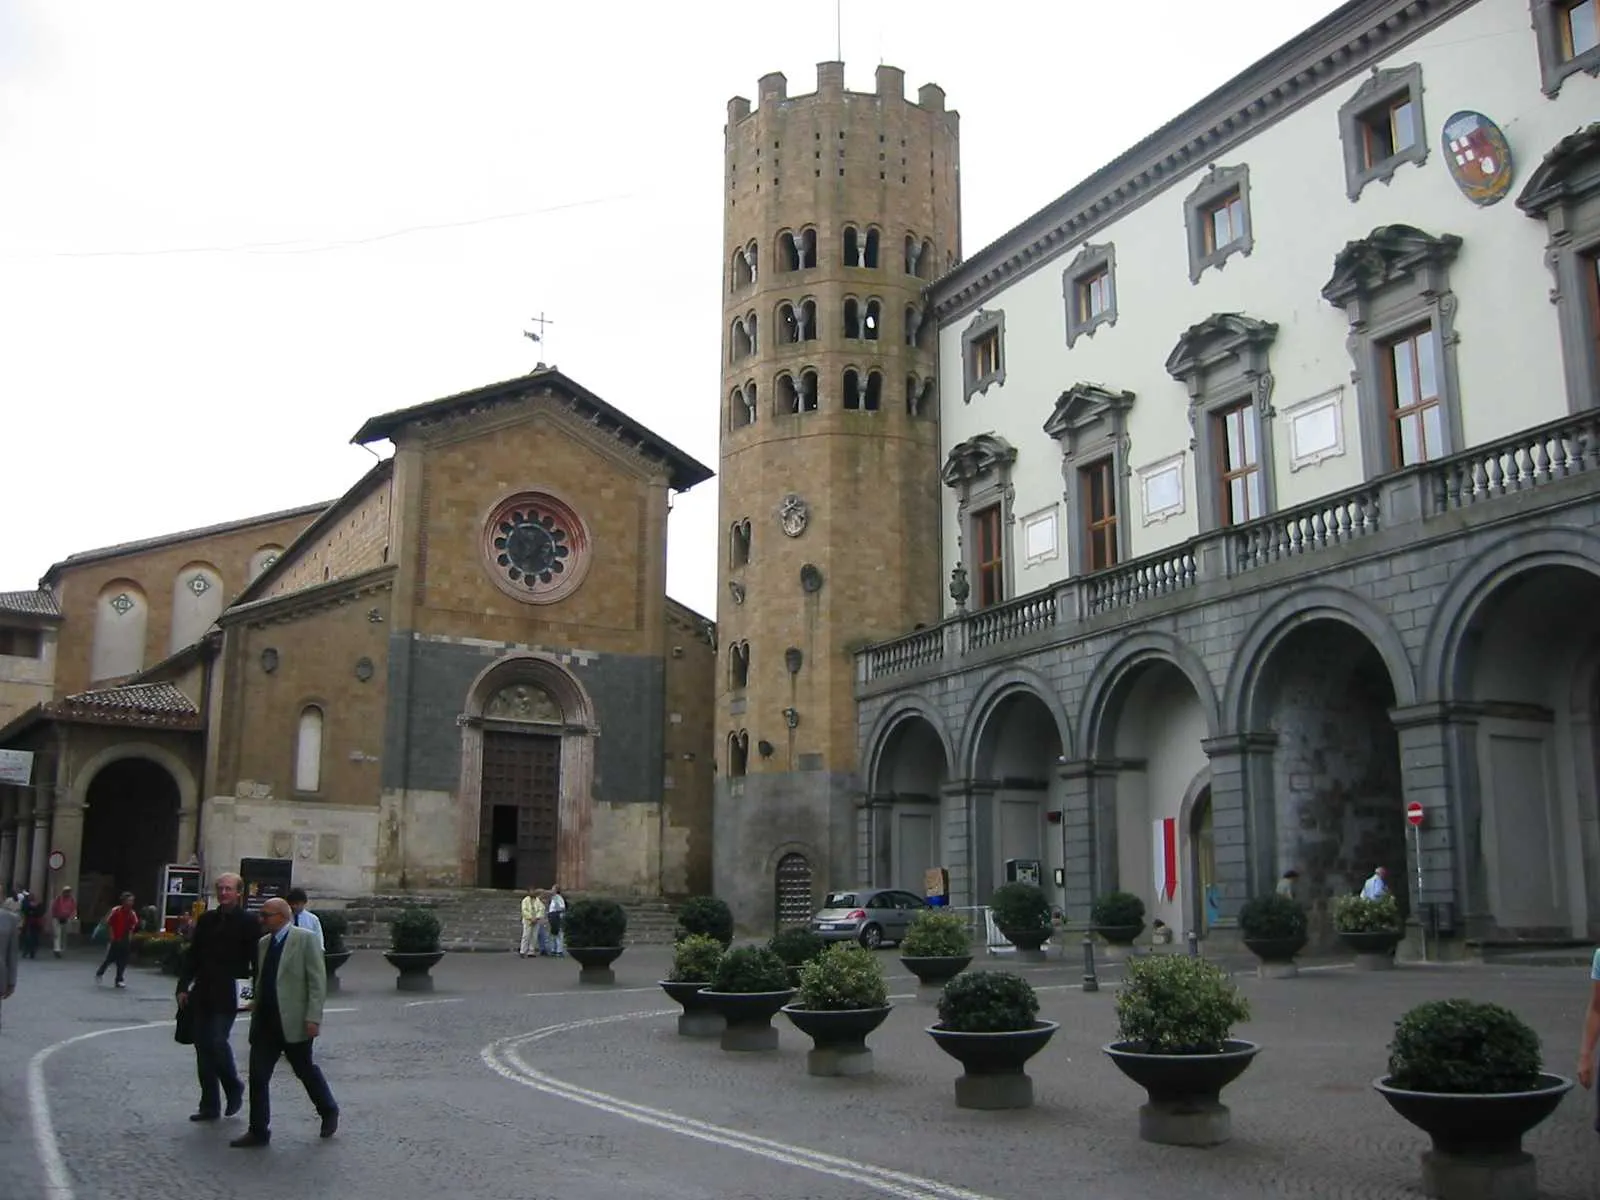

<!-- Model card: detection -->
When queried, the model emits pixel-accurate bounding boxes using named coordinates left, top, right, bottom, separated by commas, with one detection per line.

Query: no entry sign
left=1406, top=801, right=1425, bottom=827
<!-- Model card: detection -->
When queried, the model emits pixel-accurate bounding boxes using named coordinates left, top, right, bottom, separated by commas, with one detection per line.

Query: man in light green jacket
left=230, top=897, right=339, bottom=1147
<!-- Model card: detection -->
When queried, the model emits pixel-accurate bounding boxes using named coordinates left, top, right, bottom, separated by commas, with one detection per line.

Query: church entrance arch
left=81, top=758, right=180, bottom=918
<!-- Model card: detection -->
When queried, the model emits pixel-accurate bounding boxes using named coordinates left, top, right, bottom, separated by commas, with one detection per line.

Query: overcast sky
left=0, top=1, right=1343, bottom=618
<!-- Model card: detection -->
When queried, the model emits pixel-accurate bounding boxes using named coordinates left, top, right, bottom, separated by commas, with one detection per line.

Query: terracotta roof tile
left=0, top=589, right=60, bottom=617
left=61, top=682, right=198, bottom=718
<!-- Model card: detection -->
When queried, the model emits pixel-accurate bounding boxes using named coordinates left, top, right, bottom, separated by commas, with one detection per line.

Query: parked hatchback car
left=810, top=888, right=930, bottom=949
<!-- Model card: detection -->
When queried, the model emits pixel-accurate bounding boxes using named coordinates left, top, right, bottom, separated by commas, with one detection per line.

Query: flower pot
left=900, top=954, right=972, bottom=989
left=698, top=989, right=796, bottom=1052
left=1243, top=935, right=1305, bottom=978
left=384, top=950, right=444, bottom=993
left=659, top=980, right=724, bottom=1038
left=781, top=1005, right=892, bottom=1076
left=567, top=944, right=623, bottom=984
left=323, top=949, right=352, bottom=994
left=999, top=926, right=1050, bottom=961
left=1103, top=1040, right=1261, bottom=1146
left=1374, top=1073, right=1573, bottom=1200
left=1096, top=924, right=1144, bottom=947
left=926, top=1021, right=1059, bottom=1110
left=1339, top=928, right=1401, bottom=970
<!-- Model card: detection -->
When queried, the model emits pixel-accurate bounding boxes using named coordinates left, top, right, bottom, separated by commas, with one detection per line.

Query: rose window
left=481, top=491, right=591, bottom=604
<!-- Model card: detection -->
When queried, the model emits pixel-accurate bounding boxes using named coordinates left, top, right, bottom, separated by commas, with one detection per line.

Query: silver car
left=810, top=887, right=930, bottom=949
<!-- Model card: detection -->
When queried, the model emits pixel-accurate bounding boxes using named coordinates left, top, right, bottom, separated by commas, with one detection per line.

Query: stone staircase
left=328, top=888, right=681, bottom=952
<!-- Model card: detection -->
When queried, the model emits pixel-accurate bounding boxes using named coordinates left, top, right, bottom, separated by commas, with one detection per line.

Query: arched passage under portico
left=866, top=707, right=952, bottom=893
left=967, top=686, right=1065, bottom=907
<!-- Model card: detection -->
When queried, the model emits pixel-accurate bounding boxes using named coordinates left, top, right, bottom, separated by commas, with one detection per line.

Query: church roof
left=0, top=589, right=60, bottom=618
left=350, top=366, right=714, bottom=492
left=63, top=681, right=199, bottom=720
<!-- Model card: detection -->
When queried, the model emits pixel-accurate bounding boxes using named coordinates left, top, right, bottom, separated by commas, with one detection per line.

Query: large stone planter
left=1243, top=935, right=1306, bottom=979
left=999, top=926, right=1050, bottom=963
left=323, top=950, right=352, bottom=994
left=699, top=989, right=796, bottom=1051
left=1096, top=924, right=1144, bottom=947
left=900, top=955, right=972, bottom=990
left=1374, top=1073, right=1573, bottom=1200
left=1339, top=929, right=1402, bottom=970
left=383, top=950, right=444, bottom=993
left=781, top=1005, right=892, bottom=1076
left=1104, top=1040, right=1261, bottom=1146
left=659, top=980, right=724, bottom=1038
left=926, top=1021, right=1059, bottom=1110
left=568, top=945, right=623, bottom=985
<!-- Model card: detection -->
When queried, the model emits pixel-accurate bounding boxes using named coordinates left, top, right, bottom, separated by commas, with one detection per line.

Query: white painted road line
left=403, top=997, right=465, bottom=1008
left=520, top=985, right=663, bottom=998
left=482, top=1011, right=1006, bottom=1200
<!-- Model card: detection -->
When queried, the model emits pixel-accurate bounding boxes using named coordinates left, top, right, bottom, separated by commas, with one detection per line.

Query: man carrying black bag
left=176, top=873, right=259, bottom=1123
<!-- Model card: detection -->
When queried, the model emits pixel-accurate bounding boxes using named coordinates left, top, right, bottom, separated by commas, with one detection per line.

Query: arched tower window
left=798, top=299, right=817, bottom=341
left=800, top=228, right=817, bottom=268
left=294, top=705, right=324, bottom=793
left=843, top=368, right=861, bottom=411
left=729, top=641, right=750, bottom=690
left=843, top=297, right=862, bottom=340
left=922, top=240, right=936, bottom=279
left=800, top=369, right=819, bottom=412
left=864, top=299, right=881, bottom=341
left=778, top=302, right=800, bottom=344
left=776, top=373, right=799, bottom=414
left=864, top=370, right=883, bottom=411
left=843, top=225, right=861, bottom=267
left=842, top=369, right=883, bottom=412
left=863, top=227, right=881, bottom=269
left=907, top=375, right=934, bottom=417
left=730, top=384, right=757, bottom=429
left=729, top=519, right=752, bottom=567
left=731, top=316, right=753, bottom=361
left=778, top=228, right=817, bottom=271
left=728, top=730, right=749, bottom=778
left=905, top=304, right=928, bottom=349
left=905, top=234, right=923, bottom=276
left=731, top=242, right=757, bottom=290
left=744, top=311, right=757, bottom=354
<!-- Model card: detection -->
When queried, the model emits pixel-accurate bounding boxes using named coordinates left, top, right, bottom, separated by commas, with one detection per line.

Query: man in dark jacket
left=176, top=872, right=260, bottom=1123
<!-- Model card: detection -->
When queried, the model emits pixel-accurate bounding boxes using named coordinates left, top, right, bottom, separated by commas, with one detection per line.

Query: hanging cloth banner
left=1153, top=818, right=1178, bottom=902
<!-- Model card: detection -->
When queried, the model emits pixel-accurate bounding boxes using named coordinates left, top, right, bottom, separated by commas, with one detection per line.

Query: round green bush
left=901, top=910, right=970, bottom=957
left=668, top=934, right=725, bottom=983
left=710, top=945, right=791, bottom=993
left=1387, top=999, right=1543, bottom=1094
left=563, top=898, right=627, bottom=949
left=389, top=907, right=441, bottom=954
left=1115, top=954, right=1250, bottom=1054
left=674, top=895, right=734, bottom=948
left=1237, top=893, right=1308, bottom=941
left=1332, top=894, right=1402, bottom=933
left=1091, top=890, right=1147, bottom=930
left=319, top=911, right=349, bottom=954
left=797, top=944, right=889, bottom=1010
left=936, top=971, right=1039, bottom=1032
left=989, top=882, right=1050, bottom=934
left=768, top=926, right=826, bottom=967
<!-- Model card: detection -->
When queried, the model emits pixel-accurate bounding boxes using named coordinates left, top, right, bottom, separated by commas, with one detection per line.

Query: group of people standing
left=518, top=885, right=565, bottom=957
left=2, top=886, right=81, bottom=959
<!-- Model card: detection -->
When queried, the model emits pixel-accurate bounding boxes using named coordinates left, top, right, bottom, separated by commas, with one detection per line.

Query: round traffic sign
left=1405, top=802, right=1425, bottom=827
left=47, top=849, right=65, bottom=871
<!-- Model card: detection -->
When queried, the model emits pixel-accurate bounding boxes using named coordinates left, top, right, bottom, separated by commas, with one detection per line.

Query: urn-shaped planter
left=999, top=927, right=1050, bottom=961
left=323, top=950, right=353, bottom=994
left=900, top=955, right=973, bottom=989
left=782, top=1005, right=892, bottom=1077
left=1104, top=1040, right=1261, bottom=1146
left=384, top=950, right=444, bottom=993
left=1096, top=925, right=1144, bottom=948
left=699, top=989, right=796, bottom=1052
left=659, top=980, right=724, bottom=1038
left=927, top=1022, right=1059, bottom=1110
left=568, top=945, right=624, bottom=985
left=1339, top=929, right=1402, bottom=970
left=1242, top=936, right=1306, bottom=979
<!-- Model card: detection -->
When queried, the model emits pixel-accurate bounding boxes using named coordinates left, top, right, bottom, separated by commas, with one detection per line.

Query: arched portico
left=74, top=743, right=197, bottom=916
left=457, top=653, right=598, bottom=891
left=864, top=699, right=954, bottom=893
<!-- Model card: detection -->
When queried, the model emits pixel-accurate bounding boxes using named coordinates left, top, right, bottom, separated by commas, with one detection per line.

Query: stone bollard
left=1082, top=935, right=1099, bottom=993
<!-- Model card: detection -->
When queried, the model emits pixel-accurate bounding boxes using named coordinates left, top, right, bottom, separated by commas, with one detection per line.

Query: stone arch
left=864, top=694, right=956, bottom=789
left=1421, top=527, right=1600, bottom=702
left=958, top=666, right=1072, bottom=776
left=1078, top=630, right=1220, bottom=758
left=71, top=741, right=199, bottom=905
left=766, top=840, right=824, bottom=931
left=457, top=652, right=598, bottom=891
left=1226, top=585, right=1416, bottom=730
left=90, top=579, right=148, bottom=682
left=170, top=560, right=225, bottom=653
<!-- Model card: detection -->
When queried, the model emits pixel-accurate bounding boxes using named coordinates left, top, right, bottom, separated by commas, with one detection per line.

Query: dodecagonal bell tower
left=714, top=62, right=960, bottom=931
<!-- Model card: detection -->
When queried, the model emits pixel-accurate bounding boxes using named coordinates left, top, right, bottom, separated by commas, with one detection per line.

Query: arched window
left=729, top=519, right=752, bottom=567
left=731, top=246, right=754, bottom=290
left=91, top=581, right=147, bottom=682
left=863, top=228, right=881, bottom=269
left=864, top=299, right=881, bottom=341
left=864, top=370, right=883, bottom=411
left=745, top=311, right=757, bottom=354
left=778, top=230, right=800, bottom=272
left=728, top=730, right=749, bottom=777
left=248, top=546, right=283, bottom=582
left=729, top=641, right=750, bottom=689
left=730, top=385, right=756, bottom=429
left=778, top=302, right=800, bottom=344
left=799, top=369, right=819, bottom=412
left=798, top=299, right=817, bottom=341
left=904, top=234, right=922, bottom=276
left=731, top=316, right=752, bottom=361
left=907, top=375, right=933, bottom=417
left=842, top=225, right=861, bottom=267
left=843, top=368, right=861, bottom=411
left=170, top=562, right=224, bottom=653
left=295, top=705, right=324, bottom=793
left=905, top=304, right=928, bottom=348
left=776, top=373, right=799, bottom=414
left=843, top=297, right=862, bottom=340
left=799, top=228, right=817, bottom=268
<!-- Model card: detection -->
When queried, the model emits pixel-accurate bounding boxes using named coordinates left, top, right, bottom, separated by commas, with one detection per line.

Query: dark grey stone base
left=808, top=1045, right=873, bottom=1077
left=396, top=972, right=434, bottom=993
left=721, top=1022, right=779, bottom=1052
left=954, top=1072, right=1033, bottom=1110
left=578, top=966, right=615, bottom=985
left=1257, top=961, right=1298, bottom=979
left=1139, top=1100, right=1231, bottom=1147
left=678, top=1011, right=725, bottom=1038
left=1421, top=1149, right=1536, bottom=1200
left=1012, top=948, right=1048, bottom=964
left=1354, top=952, right=1396, bottom=972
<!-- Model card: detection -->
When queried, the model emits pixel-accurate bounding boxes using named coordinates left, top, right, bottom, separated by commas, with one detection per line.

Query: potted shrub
left=699, top=946, right=795, bottom=1052
left=1091, top=890, right=1147, bottom=947
left=1103, top=954, right=1257, bottom=1146
left=674, top=895, right=735, bottom=948
left=927, top=971, right=1058, bottom=1110
left=1374, top=999, right=1573, bottom=1200
left=1332, top=894, right=1403, bottom=970
left=900, top=910, right=973, bottom=988
left=564, top=897, right=628, bottom=984
left=659, top=934, right=726, bottom=1038
left=384, top=907, right=444, bottom=992
left=781, top=943, right=891, bottom=1077
left=1237, top=893, right=1307, bottom=978
left=989, top=882, right=1052, bottom=961
left=319, top=911, right=352, bottom=993
left=768, top=926, right=827, bottom=987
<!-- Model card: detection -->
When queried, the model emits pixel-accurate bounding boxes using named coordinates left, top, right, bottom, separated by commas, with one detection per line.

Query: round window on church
left=481, top=490, right=593, bottom=605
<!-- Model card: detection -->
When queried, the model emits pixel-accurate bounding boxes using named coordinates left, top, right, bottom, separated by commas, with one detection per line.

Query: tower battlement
left=726, top=62, right=957, bottom=128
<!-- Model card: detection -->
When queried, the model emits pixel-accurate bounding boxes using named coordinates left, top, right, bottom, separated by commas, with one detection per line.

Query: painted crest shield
left=1442, top=110, right=1514, bottom=206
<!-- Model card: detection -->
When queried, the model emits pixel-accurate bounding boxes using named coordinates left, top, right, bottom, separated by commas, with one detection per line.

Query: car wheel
left=859, top=923, right=884, bottom=950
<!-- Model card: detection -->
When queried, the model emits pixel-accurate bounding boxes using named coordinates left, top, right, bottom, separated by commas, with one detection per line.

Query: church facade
left=0, top=368, right=716, bottom=913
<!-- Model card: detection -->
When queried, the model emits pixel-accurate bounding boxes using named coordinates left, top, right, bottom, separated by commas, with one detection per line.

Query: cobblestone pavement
left=2, top=945, right=1597, bottom=1200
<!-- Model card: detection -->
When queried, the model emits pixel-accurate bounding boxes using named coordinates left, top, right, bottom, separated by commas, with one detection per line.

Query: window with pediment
left=1044, top=383, right=1135, bottom=573
left=941, top=433, right=1017, bottom=607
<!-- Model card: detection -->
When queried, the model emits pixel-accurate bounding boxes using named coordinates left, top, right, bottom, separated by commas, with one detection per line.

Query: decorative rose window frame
left=481, top=489, right=593, bottom=605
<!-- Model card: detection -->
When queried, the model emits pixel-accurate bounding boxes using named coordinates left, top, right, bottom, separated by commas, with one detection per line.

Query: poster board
left=160, top=864, right=203, bottom=933
left=239, top=857, right=294, bottom=914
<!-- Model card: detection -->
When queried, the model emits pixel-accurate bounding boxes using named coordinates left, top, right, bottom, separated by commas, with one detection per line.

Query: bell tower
left=714, top=62, right=960, bottom=930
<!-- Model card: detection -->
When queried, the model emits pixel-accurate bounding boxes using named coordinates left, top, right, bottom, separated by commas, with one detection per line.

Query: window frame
left=972, top=503, right=1006, bottom=608
left=0, top=625, right=43, bottom=658
left=1337, top=63, right=1429, bottom=202
left=1183, top=163, right=1254, bottom=283
left=1079, top=456, right=1121, bottom=572
left=1380, top=324, right=1448, bottom=467
left=1531, top=0, right=1600, bottom=97
left=293, top=702, right=326, bottom=797
left=960, top=308, right=1006, bottom=402
left=940, top=433, right=1018, bottom=610
left=1214, top=400, right=1268, bottom=526
left=1062, top=242, right=1118, bottom=348
left=1043, top=382, right=1135, bottom=574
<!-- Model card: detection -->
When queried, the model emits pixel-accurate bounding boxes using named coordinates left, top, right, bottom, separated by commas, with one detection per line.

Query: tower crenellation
left=714, top=62, right=961, bottom=931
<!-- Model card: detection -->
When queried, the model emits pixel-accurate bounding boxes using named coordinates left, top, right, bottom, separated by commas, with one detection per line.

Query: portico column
left=1054, top=759, right=1100, bottom=918
left=28, top=802, right=51, bottom=897
left=11, top=791, right=34, bottom=897
left=937, top=779, right=994, bottom=908
left=1200, top=733, right=1277, bottom=919
left=1389, top=703, right=1468, bottom=934
left=0, top=790, right=16, bottom=894
left=50, top=791, right=85, bottom=899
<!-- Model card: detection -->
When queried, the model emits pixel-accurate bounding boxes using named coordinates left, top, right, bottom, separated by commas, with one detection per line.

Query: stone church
left=0, top=367, right=716, bottom=915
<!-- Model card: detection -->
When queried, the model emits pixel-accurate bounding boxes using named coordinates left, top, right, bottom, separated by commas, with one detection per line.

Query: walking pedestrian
left=230, top=898, right=338, bottom=1147
left=176, top=873, right=260, bottom=1123
left=50, top=886, right=77, bottom=958
left=19, top=891, right=45, bottom=959
left=286, top=887, right=324, bottom=950
left=94, top=893, right=139, bottom=987
left=546, top=886, right=566, bottom=957
left=1360, top=866, right=1389, bottom=900
left=0, top=900, right=18, bottom=1032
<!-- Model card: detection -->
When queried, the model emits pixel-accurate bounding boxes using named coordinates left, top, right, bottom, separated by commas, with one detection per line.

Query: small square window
left=1203, top=191, right=1246, bottom=255
left=960, top=309, right=1006, bottom=401
left=1337, top=63, right=1428, bottom=201
left=1532, top=0, right=1600, bottom=95
left=1183, top=163, right=1253, bottom=283
left=972, top=330, right=1000, bottom=379
left=1562, top=0, right=1600, bottom=58
left=1359, top=95, right=1417, bottom=168
left=1062, top=243, right=1117, bottom=348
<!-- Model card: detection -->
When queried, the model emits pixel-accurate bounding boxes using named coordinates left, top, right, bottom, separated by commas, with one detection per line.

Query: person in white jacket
left=546, top=887, right=567, bottom=958
left=518, top=887, right=545, bottom=958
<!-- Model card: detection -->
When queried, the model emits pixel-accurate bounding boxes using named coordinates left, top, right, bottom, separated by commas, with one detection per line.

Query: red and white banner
left=1153, top=818, right=1178, bottom=902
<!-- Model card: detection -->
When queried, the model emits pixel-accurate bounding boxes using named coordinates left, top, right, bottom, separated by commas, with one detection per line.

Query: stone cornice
left=930, top=0, right=1469, bottom=324
left=225, top=565, right=396, bottom=629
